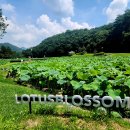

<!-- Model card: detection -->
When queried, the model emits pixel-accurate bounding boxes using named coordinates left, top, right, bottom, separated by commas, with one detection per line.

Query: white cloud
left=43, top=0, right=74, bottom=16
left=37, top=14, right=65, bottom=36
left=36, top=15, right=93, bottom=37
left=0, top=1, right=95, bottom=48
left=1, top=3, right=16, bottom=22
left=1, top=3, right=15, bottom=12
left=2, top=14, right=93, bottom=48
left=2, top=19, right=43, bottom=47
left=2, top=15, right=64, bottom=48
left=2, top=20, right=40, bottom=47
left=105, top=0, right=129, bottom=23
left=61, top=17, right=93, bottom=30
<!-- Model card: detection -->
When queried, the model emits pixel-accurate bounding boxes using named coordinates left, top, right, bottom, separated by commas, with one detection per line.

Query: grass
left=71, top=53, right=130, bottom=58
left=0, top=57, right=130, bottom=129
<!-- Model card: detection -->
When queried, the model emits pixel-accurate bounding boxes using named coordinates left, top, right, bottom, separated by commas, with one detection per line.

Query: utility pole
left=0, top=9, right=9, bottom=39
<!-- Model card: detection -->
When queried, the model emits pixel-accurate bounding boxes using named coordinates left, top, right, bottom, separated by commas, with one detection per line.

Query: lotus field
left=8, top=55, right=130, bottom=99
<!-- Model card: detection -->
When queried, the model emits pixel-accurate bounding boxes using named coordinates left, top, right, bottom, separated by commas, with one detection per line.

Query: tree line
left=0, top=45, right=23, bottom=58
left=23, top=10, right=130, bottom=57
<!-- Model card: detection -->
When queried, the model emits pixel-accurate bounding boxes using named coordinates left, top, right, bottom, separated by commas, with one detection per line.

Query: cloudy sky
left=0, top=0, right=130, bottom=48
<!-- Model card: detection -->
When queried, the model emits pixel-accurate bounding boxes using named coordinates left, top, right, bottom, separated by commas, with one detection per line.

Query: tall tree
left=0, top=9, right=8, bottom=39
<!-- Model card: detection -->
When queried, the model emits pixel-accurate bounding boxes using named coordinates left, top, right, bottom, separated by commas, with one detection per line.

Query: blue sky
left=0, top=0, right=130, bottom=48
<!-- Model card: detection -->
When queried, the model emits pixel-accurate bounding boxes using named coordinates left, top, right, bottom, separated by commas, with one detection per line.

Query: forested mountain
left=23, top=10, right=130, bottom=57
left=0, top=43, right=25, bottom=52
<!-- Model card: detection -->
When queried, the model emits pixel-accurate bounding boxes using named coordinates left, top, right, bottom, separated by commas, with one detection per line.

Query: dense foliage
left=0, top=46, right=14, bottom=58
left=0, top=43, right=24, bottom=52
left=0, top=45, right=23, bottom=58
left=23, top=10, right=130, bottom=57
left=1, top=65, right=130, bottom=129
left=9, top=55, right=130, bottom=99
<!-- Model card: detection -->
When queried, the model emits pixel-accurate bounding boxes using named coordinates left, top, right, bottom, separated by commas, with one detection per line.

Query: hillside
left=0, top=43, right=25, bottom=52
left=23, top=9, right=130, bottom=57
